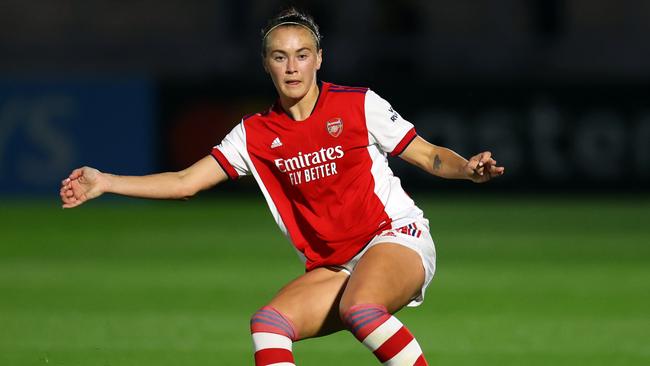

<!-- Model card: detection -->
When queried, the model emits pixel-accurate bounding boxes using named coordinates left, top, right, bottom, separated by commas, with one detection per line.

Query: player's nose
left=285, top=58, right=297, bottom=73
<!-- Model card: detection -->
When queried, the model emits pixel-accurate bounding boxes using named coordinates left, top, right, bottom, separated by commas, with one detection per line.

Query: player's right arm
left=60, top=155, right=227, bottom=208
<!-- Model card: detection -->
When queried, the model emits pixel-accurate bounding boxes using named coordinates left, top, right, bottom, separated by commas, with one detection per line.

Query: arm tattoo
left=433, top=154, right=442, bottom=171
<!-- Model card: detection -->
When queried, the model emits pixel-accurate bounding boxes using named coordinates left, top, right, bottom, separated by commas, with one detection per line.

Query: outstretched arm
left=399, top=136, right=505, bottom=183
left=60, top=155, right=228, bottom=208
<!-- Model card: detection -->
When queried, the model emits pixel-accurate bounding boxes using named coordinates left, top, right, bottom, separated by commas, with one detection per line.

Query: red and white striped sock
left=344, top=304, right=428, bottom=366
left=250, top=306, right=298, bottom=366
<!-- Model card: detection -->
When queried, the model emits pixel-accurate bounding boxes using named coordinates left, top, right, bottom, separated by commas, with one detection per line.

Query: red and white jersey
left=211, top=82, right=424, bottom=271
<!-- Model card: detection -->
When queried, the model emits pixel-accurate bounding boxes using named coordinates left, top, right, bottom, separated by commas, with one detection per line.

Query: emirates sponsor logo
left=274, top=145, right=344, bottom=185
left=326, top=118, right=343, bottom=137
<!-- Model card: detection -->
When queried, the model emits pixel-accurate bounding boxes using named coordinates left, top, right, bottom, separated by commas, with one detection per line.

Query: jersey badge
left=271, top=137, right=283, bottom=149
left=326, top=118, right=343, bottom=138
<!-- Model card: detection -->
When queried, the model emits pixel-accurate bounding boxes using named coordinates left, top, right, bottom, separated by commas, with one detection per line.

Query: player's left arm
left=399, top=136, right=505, bottom=183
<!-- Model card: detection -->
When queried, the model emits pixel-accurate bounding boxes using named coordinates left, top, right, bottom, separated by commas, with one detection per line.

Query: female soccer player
left=60, top=8, right=504, bottom=366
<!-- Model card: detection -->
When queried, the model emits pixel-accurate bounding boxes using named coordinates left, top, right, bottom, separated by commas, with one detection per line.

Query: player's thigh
left=266, top=267, right=349, bottom=340
left=339, top=243, right=425, bottom=315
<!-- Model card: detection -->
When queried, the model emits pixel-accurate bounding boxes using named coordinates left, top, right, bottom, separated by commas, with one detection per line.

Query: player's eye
left=297, top=54, right=308, bottom=60
left=273, top=55, right=285, bottom=62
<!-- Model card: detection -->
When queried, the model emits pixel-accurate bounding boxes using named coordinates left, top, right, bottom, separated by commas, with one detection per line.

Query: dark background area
left=1, top=3, right=649, bottom=366
left=1, top=0, right=649, bottom=195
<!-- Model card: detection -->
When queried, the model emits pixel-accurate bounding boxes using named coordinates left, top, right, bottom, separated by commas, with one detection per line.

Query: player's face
left=263, top=26, right=322, bottom=102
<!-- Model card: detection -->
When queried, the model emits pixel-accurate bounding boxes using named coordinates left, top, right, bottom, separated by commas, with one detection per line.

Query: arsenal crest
left=326, top=118, right=343, bottom=137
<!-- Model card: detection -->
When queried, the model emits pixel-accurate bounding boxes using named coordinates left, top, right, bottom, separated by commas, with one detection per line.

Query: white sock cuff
left=252, top=332, right=293, bottom=352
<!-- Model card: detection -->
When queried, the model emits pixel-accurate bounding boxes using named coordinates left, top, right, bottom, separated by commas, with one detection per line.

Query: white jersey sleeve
left=211, top=121, right=250, bottom=179
left=365, top=89, right=417, bottom=156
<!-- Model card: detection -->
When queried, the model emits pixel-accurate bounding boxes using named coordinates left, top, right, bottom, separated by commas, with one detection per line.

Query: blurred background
left=1, top=0, right=649, bottom=194
left=1, top=1, right=649, bottom=366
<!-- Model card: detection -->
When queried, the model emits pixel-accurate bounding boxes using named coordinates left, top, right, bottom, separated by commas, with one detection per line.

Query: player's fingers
left=62, top=188, right=76, bottom=200
left=468, top=156, right=481, bottom=171
left=60, top=190, right=76, bottom=206
left=482, top=166, right=504, bottom=178
left=69, top=167, right=85, bottom=180
left=479, top=151, right=492, bottom=165
left=469, top=165, right=483, bottom=178
left=68, top=181, right=85, bottom=198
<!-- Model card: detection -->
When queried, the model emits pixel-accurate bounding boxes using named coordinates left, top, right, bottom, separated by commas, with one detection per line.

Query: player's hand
left=60, top=166, right=108, bottom=208
left=465, top=151, right=505, bottom=183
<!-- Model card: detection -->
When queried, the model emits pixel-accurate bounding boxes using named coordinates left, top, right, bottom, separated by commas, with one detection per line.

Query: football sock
left=344, top=304, right=428, bottom=366
left=250, top=306, right=298, bottom=366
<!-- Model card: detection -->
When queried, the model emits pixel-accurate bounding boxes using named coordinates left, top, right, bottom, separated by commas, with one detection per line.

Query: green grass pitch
left=1, top=194, right=649, bottom=365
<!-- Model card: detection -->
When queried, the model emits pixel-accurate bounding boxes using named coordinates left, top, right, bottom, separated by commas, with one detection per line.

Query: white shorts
left=333, top=218, right=436, bottom=307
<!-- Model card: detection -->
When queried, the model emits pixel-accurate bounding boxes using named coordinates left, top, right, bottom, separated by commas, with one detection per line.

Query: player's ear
left=316, top=49, right=322, bottom=71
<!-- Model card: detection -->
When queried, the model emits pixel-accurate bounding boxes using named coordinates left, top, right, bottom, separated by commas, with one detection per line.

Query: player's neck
left=279, top=82, right=320, bottom=121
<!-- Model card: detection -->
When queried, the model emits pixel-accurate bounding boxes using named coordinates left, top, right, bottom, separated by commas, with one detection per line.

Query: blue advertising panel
left=0, top=78, right=154, bottom=195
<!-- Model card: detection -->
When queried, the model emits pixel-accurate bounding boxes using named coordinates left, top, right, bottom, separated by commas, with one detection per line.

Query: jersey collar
left=272, top=81, right=329, bottom=123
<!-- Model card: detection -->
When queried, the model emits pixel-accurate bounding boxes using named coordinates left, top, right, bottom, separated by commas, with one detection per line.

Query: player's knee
left=339, top=301, right=386, bottom=325
left=338, top=296, right=359, bottom=323
left=340, top=302, right=390, bottom=331
left=250, top=305, right=299, bottom=341
left=338, top=302, right=350, bottom=324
